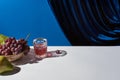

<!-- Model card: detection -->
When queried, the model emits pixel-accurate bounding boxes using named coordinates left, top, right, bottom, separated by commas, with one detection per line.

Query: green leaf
left=0, top=34, right=8, bottom=45
left=0, top=56, right=14, bottom=74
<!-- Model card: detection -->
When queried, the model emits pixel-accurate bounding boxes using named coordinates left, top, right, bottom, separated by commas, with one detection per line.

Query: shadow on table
left=12, top=49, right=42, bottom=65
left=12, top=48, right=67, bottom=66
left=0, top=49, right=67, bottom=76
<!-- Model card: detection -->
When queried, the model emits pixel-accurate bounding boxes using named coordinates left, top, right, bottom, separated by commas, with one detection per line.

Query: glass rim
left=33, top=37, right=47, bottom=44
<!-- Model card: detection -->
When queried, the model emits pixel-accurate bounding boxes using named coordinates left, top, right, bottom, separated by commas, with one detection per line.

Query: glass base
left=35, top=54, right=47, bottom=59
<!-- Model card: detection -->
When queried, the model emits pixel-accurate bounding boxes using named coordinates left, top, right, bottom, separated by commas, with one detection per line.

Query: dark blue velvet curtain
left=48, top=0, right=120, bottom=46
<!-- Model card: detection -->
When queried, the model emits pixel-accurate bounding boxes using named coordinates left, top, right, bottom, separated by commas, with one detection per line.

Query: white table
left=0, top=46, right=120, bottom=80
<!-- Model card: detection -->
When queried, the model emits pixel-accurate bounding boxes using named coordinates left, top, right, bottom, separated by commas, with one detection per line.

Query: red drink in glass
left=33, top=38, right=47, bottom=58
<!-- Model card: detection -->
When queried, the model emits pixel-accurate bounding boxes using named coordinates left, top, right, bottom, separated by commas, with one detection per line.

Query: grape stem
left=25, top=33, right=30, bottom=41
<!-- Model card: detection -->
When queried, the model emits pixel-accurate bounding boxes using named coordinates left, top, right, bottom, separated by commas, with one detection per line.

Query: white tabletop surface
left=0, top=46, right=120, bottom=80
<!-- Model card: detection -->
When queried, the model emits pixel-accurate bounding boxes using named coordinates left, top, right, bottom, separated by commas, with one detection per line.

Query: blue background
left=0, top=0, right=71, bottom=46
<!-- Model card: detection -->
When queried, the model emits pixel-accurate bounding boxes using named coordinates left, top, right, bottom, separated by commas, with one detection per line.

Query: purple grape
left=5, top=42, right=11, bottom=47
left=0, top=37, right=30, bottom=55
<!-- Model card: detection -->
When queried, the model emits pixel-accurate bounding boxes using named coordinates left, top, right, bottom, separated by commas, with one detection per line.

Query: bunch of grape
left=0, top=37, right=30, bottom=56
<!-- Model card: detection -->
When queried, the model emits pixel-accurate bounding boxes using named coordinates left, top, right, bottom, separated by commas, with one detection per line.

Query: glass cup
left=33, top=38, right=47, bottom=59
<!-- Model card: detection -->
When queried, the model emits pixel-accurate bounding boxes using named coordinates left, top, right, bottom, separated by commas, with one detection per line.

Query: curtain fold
left=48, top=0, right=120, bottom=46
